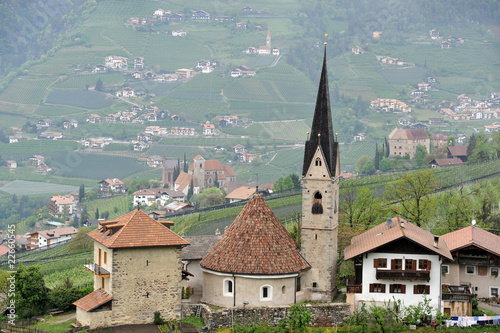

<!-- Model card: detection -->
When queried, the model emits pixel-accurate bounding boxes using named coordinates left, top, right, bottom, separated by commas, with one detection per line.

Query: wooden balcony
left=442, top=293, right=473, bottom=302
left=347, top=285, right=362, bottom=294
left=84, top=263, right=110, bottom=277
left=376, top=269, right=430, bottom=281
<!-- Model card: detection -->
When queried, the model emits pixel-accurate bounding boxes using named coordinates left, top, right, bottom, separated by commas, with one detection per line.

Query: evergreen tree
left=183, top=153, right=188, bottom=173
left=374, top=143, right=381, bottom=170
left=187, top=179, right=194, bottom=201
left=384, top=136, right=390, bottom=158
left=95, top=208, right=100, bottom=219
left=79, top=184, right=85, bottom=203
left=467, top=133, right=477, bottom=158
left=95, top=78, right=103, bottom=92
left=214, top=173, right=219, bottom=188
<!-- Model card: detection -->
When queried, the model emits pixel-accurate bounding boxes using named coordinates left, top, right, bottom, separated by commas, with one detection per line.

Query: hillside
left=0, top=0, right=498, bottom=188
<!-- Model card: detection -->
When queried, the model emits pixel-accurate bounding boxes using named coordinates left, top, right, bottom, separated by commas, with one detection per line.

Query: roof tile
left=200, top=194, right=310, bottom=275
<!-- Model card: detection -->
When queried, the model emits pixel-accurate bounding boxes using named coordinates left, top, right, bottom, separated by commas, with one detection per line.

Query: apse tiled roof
left=200, top=194, right=310, bottom=275
left=441, top=226, right=500, bottom=257
left=344, top=216, right=452, bottom=261
left=73, top=288, right=113, bottom=312
left=88, top=209, right=189, bottom=249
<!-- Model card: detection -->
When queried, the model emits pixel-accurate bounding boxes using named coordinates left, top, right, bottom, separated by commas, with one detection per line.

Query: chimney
left=434, top=236, right=439, bottom=248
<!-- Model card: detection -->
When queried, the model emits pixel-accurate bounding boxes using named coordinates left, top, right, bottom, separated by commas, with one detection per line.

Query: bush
left=154, top=311, right=164, bottom=325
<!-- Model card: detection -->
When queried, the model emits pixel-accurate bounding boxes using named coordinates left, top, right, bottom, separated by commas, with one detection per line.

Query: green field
left=84, top=194, right=133, bottom=220
left=45, top=89, right=115, bottom=109
left=0, top=140, right=79, bottom=157
left=0, top=180, right=78, bottom=196
left=55, top=73, right=124, bottom=89
left=246, top=120, right=310, bottom=142
left=48, top=152, right=147, bottom=179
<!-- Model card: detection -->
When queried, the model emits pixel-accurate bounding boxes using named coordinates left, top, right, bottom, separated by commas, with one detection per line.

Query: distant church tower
left=162, top=153, right=174, bottom=187
left=300, top=44, right=340, bottom=301
left=266, top=28, right=271, bottom=49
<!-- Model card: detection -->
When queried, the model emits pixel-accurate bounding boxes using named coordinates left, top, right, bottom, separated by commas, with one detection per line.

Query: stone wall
left=183, top=303, right=351, bottom=329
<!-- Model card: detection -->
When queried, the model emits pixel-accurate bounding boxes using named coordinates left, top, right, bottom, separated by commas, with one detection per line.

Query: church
left=74, top=46, right=340, bottom=327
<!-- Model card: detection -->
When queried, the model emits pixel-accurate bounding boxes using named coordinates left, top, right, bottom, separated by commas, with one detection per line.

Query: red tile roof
left=222, top=165, right=236, bottom=177
left=88, top=209, right=189, bottom=249
left=73, top=288, right=113, bottom=312
left=441, top=226, right=500, bottom=257
left=226, top=186, right=256, bottom=200
left=200, top=194, right=310, bottom=275
left=432, top=158, right=463, bottom=166
left=344, top=216, right=452, bottom=260
left=175, top=172, right=198, bottom=192
left=447, top=146, right=467, bottom=157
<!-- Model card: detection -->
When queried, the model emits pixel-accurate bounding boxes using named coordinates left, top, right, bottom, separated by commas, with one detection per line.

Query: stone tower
left=300, top=45, right=340, bottom=301
left=193, top=155, right=206, bottom=190
left=266, top=28, right=271, bottom=49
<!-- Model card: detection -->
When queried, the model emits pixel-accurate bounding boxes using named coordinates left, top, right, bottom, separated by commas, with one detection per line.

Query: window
left=282, top=286, right=286, bottom=294
left=491, top=267, right=499, bottom=277
left=296, top=277, right=301, bottom=292
left=223, top=279, right=233, bottom=297
left=104, top=252, right=107, bottom=264
left=369, top=283, right=386, bottom=293
left=260, top=285, right=272, bottom=301
left=312, top=282, right=318, bottom=288
left=466, top=266, right=475, bottom=275
left=478, top=266, right=487, bottom=276
left=315, top=157, right=322, bottom=166
left=392, top=259, right=403, bottom=270
left=312, top=192, right=323, bottom=214
left=414, top=285, right=430, bottom=294
left=374, top=258, right=387, bottom=268
left=442, top=265, right=449, bottom=275
left=405, top=259, right=416, bottom=270
left=390, top=284, right=406, bottom=294
left=419, top=260, right=431, bottom=270
left=491, top=287, right=499, bottom=297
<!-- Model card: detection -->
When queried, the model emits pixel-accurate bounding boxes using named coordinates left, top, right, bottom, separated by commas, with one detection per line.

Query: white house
left=344, top=217, right=452, bottom=315
left=26, top=227, right=78, bottom=250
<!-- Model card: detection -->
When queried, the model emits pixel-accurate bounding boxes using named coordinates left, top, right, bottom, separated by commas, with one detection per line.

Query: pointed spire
left=302, top=43, right=338, bottom=177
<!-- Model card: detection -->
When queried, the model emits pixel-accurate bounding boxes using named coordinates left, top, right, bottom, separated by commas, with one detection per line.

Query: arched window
left=312, top=192, right=323, bottom=214
left=260, top=285, right=272, bottom=301
left=315, top=157, right=322, bottom=166
left=223, top=278, right=233, bottom=297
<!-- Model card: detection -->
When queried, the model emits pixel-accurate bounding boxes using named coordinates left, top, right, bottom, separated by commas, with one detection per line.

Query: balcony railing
left=347, top=285, right=362, bottom=294
left=376, top=269, right=430, bottom=281
left=84, top=263, right=110, bottom=277
left=442, top=293, right=473, bottom=302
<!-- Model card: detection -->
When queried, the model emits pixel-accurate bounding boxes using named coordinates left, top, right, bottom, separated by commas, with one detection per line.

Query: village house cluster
left=439, top=93, right=500, bottom=124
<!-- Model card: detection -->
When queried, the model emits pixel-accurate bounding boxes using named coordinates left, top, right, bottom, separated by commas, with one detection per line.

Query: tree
left=379, top=157, right=392, bottom=172
left=447, top=136, right=455, bottom=146
left=187, top=179, right=194, bottom=201
left=95, top=207, right=100, bottom=219
left=275, top=177, right=284, bottom=192
left=213, top=173, right=219, bottom=189
left=466, top=133, right=477, bottom=158
left=340, top=187, right=384, bottom=228
left=360, top=161, right=376, bottom=175
left=68, top=228, right=92, bottom=254
left=290, top=173, right=301, bottom=189
left=95, top=78, right=103, bottom=92
left=385, top=170, right=439, bottom=227
left=374, top=143, right=381, bottom=170
left=11, top=265, right=48, bottom=318
left=414, top=144, right=428, bottom=168
left=384, top=136, right=390, bottom=158
left=183, top=153, right=188, bottom=173
left=355, top=155, right=371, bottom=173
left=79, top=184, right=85, bottom=202
left=283, top=175, right=294, bottom=190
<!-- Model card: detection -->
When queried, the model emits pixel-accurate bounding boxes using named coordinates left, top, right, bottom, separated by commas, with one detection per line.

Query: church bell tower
left=300, top=43, right=340, bottom=301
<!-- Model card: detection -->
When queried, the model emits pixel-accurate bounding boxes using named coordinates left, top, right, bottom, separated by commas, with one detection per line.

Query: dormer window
left=315, top=157, right=322, bottom=166
left=312, top=192, right=323, bottom=214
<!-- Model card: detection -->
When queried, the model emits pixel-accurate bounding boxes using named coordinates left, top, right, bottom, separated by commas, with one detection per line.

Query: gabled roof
left=441, top=225, right=500, bottom=257
left=73, top=288, right=113, bottom=312
left=88, top=209, right=189, bottom=249
left=389, top=128, right=429, bottom=140
left=447, top=146, right=467, bottom=157
left=29, top=227, right=78, bottom=240
left=302, top=46, right=338, bottom=177
left=431, top=158, right=463, bottom=166
left=200, top=194, right=310, bottom=275
left=175, top=172, right=198, bottom=192
left=344, top=216, right=452, bottom=261
left=222, top=165, right=236, bottom=177
left=182, top=235, right=222, bottom=260
left=226, top=186, right=256, bottom=200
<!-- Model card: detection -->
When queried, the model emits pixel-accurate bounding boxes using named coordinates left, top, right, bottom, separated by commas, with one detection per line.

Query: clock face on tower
left=200, top=169, right=204, bottom=173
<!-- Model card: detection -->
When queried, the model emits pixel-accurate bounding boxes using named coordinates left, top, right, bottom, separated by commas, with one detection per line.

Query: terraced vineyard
left=84, top=195, right=134, bottom=220
left=0, top=76, right=57, bottom=105
left=245, top=120, right=310, bottom=142
left=55, top=73, right=124, bottom=89
left=0, top=140, right=79, bottom=158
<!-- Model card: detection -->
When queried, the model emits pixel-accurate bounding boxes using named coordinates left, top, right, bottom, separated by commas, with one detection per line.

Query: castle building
left=73, top=210, right=189, bottom=329
left=299, top=45, right=340, bottom=301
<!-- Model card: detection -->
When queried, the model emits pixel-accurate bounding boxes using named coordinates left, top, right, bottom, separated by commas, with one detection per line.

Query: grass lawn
left=30, top=311, right=76, bottom=333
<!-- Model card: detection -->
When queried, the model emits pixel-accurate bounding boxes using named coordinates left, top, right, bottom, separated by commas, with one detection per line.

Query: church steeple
left=302, top=46, right=338, bottom=178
